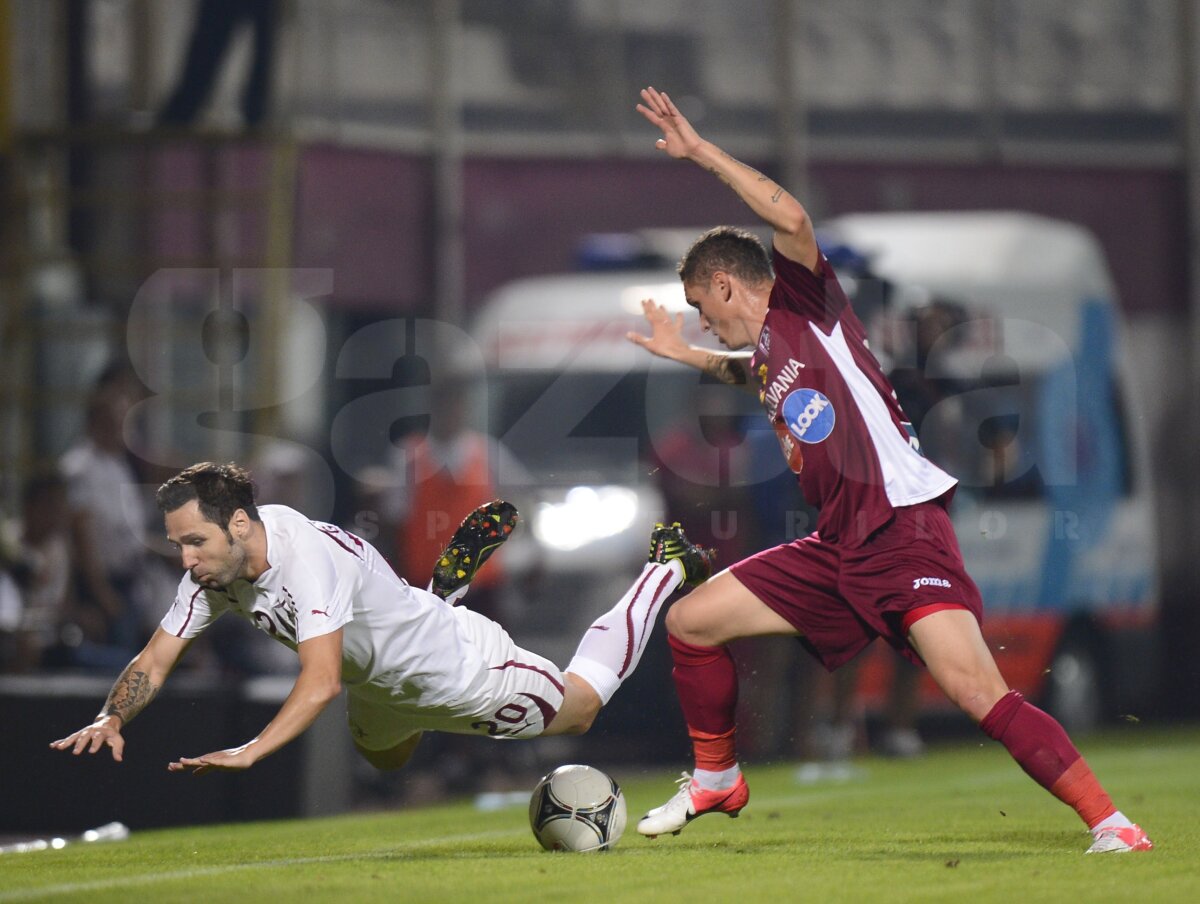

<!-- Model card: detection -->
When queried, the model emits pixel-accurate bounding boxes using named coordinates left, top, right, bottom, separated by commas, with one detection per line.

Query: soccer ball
left=528, top=764, right=627, bottom=852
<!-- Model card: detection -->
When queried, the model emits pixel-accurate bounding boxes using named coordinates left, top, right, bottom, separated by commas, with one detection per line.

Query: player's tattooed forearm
left=720, top=150, right=759, bottom=174
left=704, top=353, right=749, bottom=386
left=102, top=666, right=159, bottom=724
left=715, top=151, right=772, bottom=185
left=708, top=165, right=734, bottom=188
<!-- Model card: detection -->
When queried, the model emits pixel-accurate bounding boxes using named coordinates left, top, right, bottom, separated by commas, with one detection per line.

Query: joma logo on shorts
left=913, top=576, right=952, bottom=591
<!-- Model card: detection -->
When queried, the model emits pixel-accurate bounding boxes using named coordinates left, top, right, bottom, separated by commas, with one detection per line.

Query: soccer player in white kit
left=50, top=462, right=713, bottom=774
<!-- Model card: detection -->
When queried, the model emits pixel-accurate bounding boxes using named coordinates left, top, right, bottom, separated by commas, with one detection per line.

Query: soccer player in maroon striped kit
left=627, top=86, right=1150, bottom=854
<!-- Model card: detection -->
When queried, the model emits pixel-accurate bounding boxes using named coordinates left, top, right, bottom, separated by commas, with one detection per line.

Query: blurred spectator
left=0, top=474, right=74, bottom=672
left=0, top=560, right=23, bottom=671
left=158, top=0, right=279, bottom=128
left=383, top=379, right=528, bottom=617
left=59, top=388, right=164, bottom=658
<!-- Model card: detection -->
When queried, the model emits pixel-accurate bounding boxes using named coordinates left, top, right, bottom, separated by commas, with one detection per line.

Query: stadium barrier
left=3, top=673, right=353, bottom=832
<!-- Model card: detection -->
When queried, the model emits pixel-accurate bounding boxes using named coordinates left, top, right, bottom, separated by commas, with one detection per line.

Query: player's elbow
left=307, top=677, right=342, bottom=706
left=775, top=204, right=811, bottom=240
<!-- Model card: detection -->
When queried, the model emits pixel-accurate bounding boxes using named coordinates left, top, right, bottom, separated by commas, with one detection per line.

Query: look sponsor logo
left=781, top=388, right=836, bottom=444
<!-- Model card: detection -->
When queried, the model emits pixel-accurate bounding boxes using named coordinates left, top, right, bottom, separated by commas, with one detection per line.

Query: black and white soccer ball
left=528, top=764, right=627, bottom=852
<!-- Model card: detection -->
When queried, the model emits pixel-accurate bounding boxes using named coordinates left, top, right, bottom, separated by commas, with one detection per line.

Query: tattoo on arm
left=711, top=152, right=782, bottom=205
left=707, top=165, right=733, bottom=188
left=704, top=353, right=750, bottom=387
left=101, top=665, right=160, bottom=725
left=720, top=150, right=758, bottom=174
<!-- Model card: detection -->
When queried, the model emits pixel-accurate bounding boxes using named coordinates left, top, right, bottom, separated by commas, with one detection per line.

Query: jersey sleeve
left=771, top=245, right=849, bottom=328
left=160, top=575, right=227, bottom=639
left=285, top=523, right=362, bottom=643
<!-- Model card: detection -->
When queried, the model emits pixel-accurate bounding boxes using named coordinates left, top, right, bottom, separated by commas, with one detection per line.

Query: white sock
left=1091, top=810, right=1134, bottom=836
left=565, top=561, right=682, bottom=704
left=693, top=765, right=741, bottom=791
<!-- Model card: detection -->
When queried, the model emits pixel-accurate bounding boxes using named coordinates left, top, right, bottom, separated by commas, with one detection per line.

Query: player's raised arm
left=636, top=86, right=818, bottom=270
left=50, top=627, right=191, bottom=762
left=626, top=298, right=756, bottom=392
left=168, top=628, right=344, bottom=775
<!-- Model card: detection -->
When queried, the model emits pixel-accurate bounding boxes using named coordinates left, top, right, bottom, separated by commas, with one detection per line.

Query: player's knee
left=559, top=708, right=598, bottom=736
left=664, top=601, right=698, bottom=641
left=546, top=674, right=603, bottom=736
left=354, top=733, right=421, bottom=770
left=941, top=675, right=1008, bottom=722
left=664, top=602, right=714, bottom=646
left=356, top=744, right=399, bottom=770
left=546, top=702, right=599, bottom=736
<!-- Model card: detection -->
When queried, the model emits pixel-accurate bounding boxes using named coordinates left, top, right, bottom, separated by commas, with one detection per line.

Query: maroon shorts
left=729, top=500, right=983, bottom=671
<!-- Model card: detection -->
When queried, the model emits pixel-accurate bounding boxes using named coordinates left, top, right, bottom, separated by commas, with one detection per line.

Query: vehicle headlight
left=533, top=486, right=640, bottom=552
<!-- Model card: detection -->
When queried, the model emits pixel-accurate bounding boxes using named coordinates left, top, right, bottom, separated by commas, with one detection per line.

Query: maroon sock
left=669, top=634, right=738, bottom=736
left=980, top=690, right=1116, bottom=827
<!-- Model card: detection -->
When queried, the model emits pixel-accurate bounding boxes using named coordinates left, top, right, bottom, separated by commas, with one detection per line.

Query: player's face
left=684, top=276, right=752, bottom=350
left=164, top=500, right=249, bottom=590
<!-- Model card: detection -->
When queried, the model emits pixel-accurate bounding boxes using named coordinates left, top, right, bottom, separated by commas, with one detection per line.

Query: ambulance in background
left=472, top=212, right=1158, bottom=732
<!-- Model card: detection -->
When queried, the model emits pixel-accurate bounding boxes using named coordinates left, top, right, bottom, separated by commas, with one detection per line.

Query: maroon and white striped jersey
left=750, top=247, right=957, bottom=546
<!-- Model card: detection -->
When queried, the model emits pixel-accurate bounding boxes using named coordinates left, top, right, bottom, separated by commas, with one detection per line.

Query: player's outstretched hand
left=636, top=86, right=703, bottom=160
left=627, top=298, right=689, bottom=360
left=168, top=743, right=258, bottom=775
left=50, top=716, right=126, bottom=762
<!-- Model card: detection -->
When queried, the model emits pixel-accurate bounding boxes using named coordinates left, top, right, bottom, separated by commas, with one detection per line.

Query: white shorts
left=346, top=606, right=567, bottom=752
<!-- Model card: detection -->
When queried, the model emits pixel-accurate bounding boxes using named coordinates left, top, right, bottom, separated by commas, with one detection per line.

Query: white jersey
left=159, top=505, right=563, bottom=743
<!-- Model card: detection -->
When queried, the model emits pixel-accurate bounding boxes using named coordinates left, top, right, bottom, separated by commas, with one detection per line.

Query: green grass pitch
left=4, top=726, right=1197, bottom=903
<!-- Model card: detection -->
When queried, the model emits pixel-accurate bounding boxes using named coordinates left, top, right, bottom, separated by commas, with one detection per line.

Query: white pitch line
left=0, top=829, right=522, bottom=902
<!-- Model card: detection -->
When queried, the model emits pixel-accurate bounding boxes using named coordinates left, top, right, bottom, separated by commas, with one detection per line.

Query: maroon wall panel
left=461, top=158, right=751, bottom=308
left=284, top=148, right=1186, bottom=317
left=293, top=146, right=433, bottom=310
left=812, top=162, right=1187, bottom=314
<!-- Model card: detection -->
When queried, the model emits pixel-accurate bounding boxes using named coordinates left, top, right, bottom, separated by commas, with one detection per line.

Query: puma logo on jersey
left=311, top=608, right=330, bottom=617
left=912, top=577, right=952, bottom=591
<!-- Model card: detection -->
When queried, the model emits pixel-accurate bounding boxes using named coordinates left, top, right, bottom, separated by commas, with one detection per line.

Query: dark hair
left=156, top=462, right=260, bottom=531
left=678, top=226, right=774, bottom=287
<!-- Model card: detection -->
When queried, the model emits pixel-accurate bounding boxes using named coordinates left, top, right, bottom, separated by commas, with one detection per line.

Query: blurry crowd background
left=2, top=0, right=1200, bottom=801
